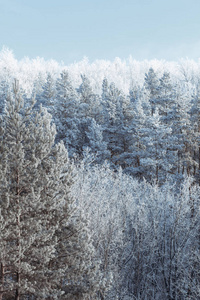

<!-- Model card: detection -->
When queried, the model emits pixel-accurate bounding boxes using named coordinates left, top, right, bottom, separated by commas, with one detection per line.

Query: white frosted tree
left=40, top=73, right=56, bottom=112
left=0, top=80, right=101, bottom=300
left=72, top=157, right=135, bottom=299
left=156, top=72, right=175, bottom=121
left=135, top=106, right=171, bottom=183
left=73, top=157, right=200, bottom=299
left=77, top=74, right=93, bottom=106
left=54, top=70, right=80, bottom=142
left=144, top=67, right=160, bottom=116
left=76, top=74, right=103, bottom=123
left=188, top=86, right=200, bottom=182
left=101, top=79, right=135, bottom=169
left=0, top=80, right=9, bottom=114
left=55, top=73, right=107, bottom=161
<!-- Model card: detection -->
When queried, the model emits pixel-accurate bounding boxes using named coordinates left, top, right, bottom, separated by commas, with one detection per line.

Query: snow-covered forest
left=0, top=48, right=200, bottom=299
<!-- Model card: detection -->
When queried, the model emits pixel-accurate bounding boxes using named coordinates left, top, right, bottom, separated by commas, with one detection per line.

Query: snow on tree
left=188, top=85, right=200, bottom=183
left=0, top=80, right=9, bottom=115
left=0, top=80, right=101, bottom=300
left=40, top=72, right=56, bottom=112
left=101, top=79, right=133, bottom=168
left=156, top=72, right=175, bottom=121
left=77, top=74, right=103, bottom=122
left=170, top=86, right=192, bottom=178
left=72, top=157, right=134, bottom=299
left=54, top=70, right=79, bottom=142
left=53, top=72, right=107, bottom=161
left=72, top=157, right=200, bottom=299
left=77, top=74, right=93, bottom=105
left=144, top=67, right=160, bottom=116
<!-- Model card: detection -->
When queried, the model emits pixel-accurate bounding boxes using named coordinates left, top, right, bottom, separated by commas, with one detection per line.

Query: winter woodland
left=0, top=48, right=200, bottom=299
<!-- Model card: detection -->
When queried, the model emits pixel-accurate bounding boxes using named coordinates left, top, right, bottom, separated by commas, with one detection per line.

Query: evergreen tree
left=41, top=73, right=56, bottom=112
left=101, top=79, right=132, bottom=168
left=189, top=87, right=200, bottom=182
left=156, top=72, right=175, bottom=122
left=31, top=72, right=46, bottom=109
left=77, top=74, right=93, bottom=105
left=0, top=80, right=9, bottom=114
left=138, top=108, right=171, bottom=182
left=0, top=80, right=100, bottom=300
left=77, top=74, right=102, bottom=121
left=54, top=70, right=79, bottom=142
left=144, top=67, right=159, bottom=116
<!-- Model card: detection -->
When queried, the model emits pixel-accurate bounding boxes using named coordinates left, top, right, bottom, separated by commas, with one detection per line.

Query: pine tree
left=0, top=80, right=9, bottom=115
left=54, top=70, right=79, bottom=141
left=144, top=67, right=159, bottom=116
left=138, top=108, right=171, bottom=183
left=189, top=86, right=200, bottom=181
left=41, top=73, right=56, bottom=112
left=77, top=74, right=102, bottom=122
left=0, top=80, right=100, bottom=300
left=156, top=72, right=175, bottom=121
left=101, top=80, right=129, bottom=167
left=77, top=74, right=93, bottom=106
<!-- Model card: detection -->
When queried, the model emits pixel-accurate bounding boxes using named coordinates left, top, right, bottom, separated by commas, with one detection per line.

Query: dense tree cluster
left=73, top=159, right=200, bottom=299
left=0, top=49, right=200, bottom=299
left=1, top=48, right=200, bottom=185
left=3, top=57, right=198, bottom=184
left=0, top=81, right=103, bottom=299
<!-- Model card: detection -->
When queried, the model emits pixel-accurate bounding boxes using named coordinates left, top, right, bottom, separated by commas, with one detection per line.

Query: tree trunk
left=0, top=263, right=4, bottom=300
left=15, top=286, right=20, bottom=300
left=199, top=146, right=200, bottom=185
left=15, top=171, right=21, bottom=300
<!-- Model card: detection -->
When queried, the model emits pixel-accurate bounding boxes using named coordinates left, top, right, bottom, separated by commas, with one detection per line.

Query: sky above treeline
left=0, top=0, right=199, bottom=64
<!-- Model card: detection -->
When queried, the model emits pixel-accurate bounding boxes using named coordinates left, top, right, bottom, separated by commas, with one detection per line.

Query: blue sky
left=0, top=0, right=200, bottom=64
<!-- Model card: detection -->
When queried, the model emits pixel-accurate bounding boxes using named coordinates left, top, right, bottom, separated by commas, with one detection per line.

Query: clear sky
left=0, top=0, right=200, bottom=64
